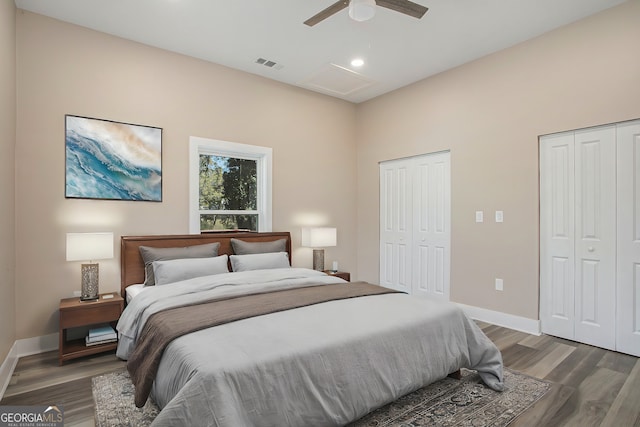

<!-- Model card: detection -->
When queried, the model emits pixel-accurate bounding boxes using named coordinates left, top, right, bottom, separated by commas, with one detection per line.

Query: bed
left=116, top=231, right=503, bottom=427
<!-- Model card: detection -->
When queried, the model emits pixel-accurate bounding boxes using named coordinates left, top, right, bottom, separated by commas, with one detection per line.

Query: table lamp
left=66, top=232, right=114, bottom=301
left=302, top=227, right=337, bottom=271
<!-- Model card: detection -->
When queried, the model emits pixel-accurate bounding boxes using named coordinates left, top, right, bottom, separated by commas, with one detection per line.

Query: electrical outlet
left=495, top=278, right=503, bottom=291
left=495, top=210, right=504, bottom=223
left=73, top=290, right=81, bottom=297
left=475, top=211, right=484, bottom=223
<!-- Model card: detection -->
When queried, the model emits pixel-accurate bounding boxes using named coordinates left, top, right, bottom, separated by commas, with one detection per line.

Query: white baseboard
left=0, top=333, right=59, bottom=400
left=16, top=333, right=58, bottom=358
left=456, top=303, right=541, bottom=336
left=0, top=342, right=18, bottom=400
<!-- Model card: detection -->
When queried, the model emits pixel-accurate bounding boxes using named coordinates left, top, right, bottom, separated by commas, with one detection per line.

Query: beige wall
left=11, top=2, right=640, bottom=341
left=355, top=1, right=640, bottom=320
left=15, top=11, right=357, bottom=339
left=0, top=2, right=16, bottom=360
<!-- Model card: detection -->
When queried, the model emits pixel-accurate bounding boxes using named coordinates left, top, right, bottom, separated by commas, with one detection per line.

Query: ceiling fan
left=304, top=0, right=428, bottom=27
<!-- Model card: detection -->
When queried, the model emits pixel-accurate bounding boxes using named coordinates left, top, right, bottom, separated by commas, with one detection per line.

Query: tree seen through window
left=199, top=155, right=258, bottom=231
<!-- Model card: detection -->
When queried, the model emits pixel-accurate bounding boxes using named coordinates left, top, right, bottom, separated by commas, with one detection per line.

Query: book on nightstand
left=86, top=325, right=117, bottom=346
left=85, top=336, right=117, bottom=346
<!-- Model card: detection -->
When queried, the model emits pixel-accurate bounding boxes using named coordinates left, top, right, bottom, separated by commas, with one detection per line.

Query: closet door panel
left=573, top=126, right=616, bottom=351
left=616, top=120, right=640, bottom=357
left=412, top=152, right=450, bottom=301
left=540, top=132, right=576, bottom=340
left=380, top=162, right=412, bottom=293
left=413, top=162, right=431, bottom=295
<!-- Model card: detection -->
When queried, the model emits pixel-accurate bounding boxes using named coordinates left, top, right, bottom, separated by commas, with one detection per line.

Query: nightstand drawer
left=60, top=301, right=121, bottom=328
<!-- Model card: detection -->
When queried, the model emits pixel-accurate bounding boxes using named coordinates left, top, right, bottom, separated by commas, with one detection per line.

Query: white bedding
left=125, top=283, right=146, bottom=304
left=116, top=268, right=503, bottom=427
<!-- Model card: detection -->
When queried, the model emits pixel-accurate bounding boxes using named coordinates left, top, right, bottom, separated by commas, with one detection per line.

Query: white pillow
left=230, top=252, right=290, bottom=272
left=152, top=254, right=229, bottom=286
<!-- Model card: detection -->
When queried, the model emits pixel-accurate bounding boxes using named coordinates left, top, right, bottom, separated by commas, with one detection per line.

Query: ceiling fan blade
left=376, top=0, right=428, bottom=19
left=304, top=0, right=349, bottom=26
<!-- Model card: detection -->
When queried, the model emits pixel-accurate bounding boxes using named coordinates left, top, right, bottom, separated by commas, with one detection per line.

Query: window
left=189, top=137, right=272, bottom=233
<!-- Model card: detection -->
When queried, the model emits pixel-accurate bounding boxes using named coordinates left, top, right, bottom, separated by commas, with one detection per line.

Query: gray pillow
left=152, top=255, right=229, bottom=286
left=230, top=252, right=290, bottom=272
left=230, top=238, right=286, bottom=255
left=139, top=242, right=220, bottom=286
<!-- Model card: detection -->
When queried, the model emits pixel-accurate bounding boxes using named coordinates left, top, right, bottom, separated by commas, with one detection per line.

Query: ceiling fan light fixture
left=348, top=0, right=376, bottom=22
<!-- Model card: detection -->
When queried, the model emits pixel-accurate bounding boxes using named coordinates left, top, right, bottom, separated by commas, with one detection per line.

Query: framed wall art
left=65, top=115, right=163, bottom=202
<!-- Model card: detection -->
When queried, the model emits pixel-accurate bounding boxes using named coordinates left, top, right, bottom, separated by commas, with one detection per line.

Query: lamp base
left=312, top=249, right=325, bottom=271
left=80, top=263, right=100, bottom=301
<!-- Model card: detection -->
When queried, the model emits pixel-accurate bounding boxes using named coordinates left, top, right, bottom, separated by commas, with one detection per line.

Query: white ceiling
left=15, top=0, right=626, bottom=103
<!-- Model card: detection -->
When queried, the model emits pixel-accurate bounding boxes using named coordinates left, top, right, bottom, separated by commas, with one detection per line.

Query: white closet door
left=616, top=121, right=640, bottom=357
left=380, top=161, right=412, bottom=293
left=540, top=132, right=576, bottom=340
left=573, top=126, right=616, bottom=351
left=411, top=152, right=451, bottom=301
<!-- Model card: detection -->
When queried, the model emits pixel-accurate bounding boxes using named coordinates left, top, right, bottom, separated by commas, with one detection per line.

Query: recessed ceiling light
left=351, top=58, right=365, bottom=67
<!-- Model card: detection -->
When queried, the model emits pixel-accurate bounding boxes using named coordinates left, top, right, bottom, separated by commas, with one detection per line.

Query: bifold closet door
left=380, top=152, right=451, bottom=299
left=616, top=121, right=640, bottom=357
left=540, top=126, right=616, bottom=351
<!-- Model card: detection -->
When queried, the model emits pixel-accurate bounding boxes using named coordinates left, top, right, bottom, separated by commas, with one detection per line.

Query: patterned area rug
left=349, top=369, right=549, bottom=426
left=93, top=370, right=159, bottom=427
left=93, top=368, right=550, bottom=427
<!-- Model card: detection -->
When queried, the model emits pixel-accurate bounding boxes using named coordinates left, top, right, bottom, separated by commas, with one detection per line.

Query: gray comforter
left=117, top=268, right=503, bottom=427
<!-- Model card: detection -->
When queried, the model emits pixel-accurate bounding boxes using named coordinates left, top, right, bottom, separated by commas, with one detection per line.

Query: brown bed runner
left=127, top=281, right=402, bottom=407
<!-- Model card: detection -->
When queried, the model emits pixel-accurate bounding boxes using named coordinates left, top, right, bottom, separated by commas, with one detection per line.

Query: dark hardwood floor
left=2, top=323, right=639, bottom=426
left=1, top=350, right=124, bottom=426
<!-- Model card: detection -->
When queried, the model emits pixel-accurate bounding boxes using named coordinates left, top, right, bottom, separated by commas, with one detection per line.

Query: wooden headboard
left=120, top=231, right=292, bottom=298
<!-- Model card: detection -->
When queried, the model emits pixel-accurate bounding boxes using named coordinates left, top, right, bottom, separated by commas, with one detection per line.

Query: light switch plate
left=495, top=210, right=504, bottom=223
left=495, top=278, right=503, bottom=291
left=475, top=211, right=484, bottom=223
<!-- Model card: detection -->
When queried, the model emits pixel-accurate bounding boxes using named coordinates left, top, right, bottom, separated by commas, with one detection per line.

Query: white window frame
left=189, top=136, right=272, bottom=234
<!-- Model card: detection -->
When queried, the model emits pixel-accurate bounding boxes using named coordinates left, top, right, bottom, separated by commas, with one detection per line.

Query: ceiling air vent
left=255, top=58, right=283, bottom=70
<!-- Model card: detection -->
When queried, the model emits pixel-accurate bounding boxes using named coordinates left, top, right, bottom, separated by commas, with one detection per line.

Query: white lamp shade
left=301, top=227, right=337, bottom=248
left=349, top=0, right=376, bottom=22
left=66, top=232, right=114, bottom=261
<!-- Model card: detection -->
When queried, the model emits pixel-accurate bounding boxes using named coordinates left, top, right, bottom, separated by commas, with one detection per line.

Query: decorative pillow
left=230, top=238, right=287, bottom=255
left=139, top=242, right=220, bottom=286
left=152, top=255, right=229, bottom=286
left=230, top=252, right=290, bottom=272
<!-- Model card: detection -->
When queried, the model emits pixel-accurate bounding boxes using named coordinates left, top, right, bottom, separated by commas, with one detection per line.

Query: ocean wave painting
left=65, top=115, right=162, bottom=201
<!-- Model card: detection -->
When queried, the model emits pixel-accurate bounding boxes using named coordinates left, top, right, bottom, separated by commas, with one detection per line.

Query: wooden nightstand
left=58, top=292, right=124, bottom=365
left=323, top=270, right=350, bottom=282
